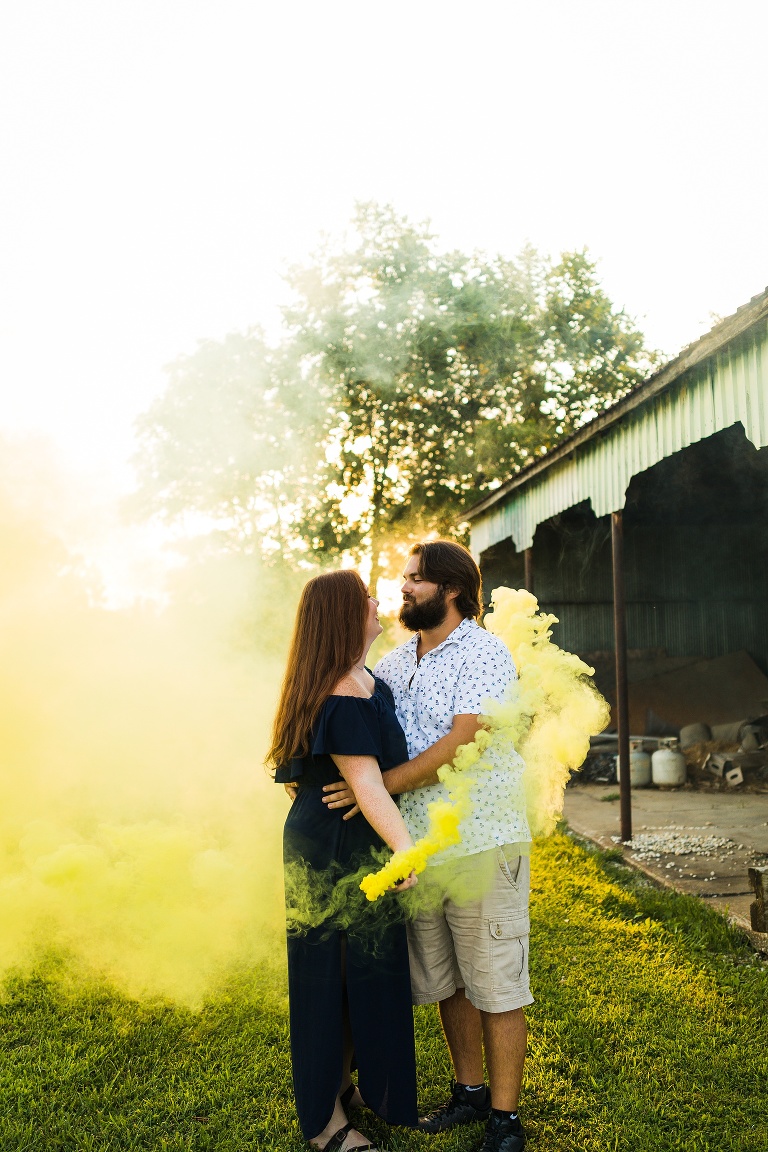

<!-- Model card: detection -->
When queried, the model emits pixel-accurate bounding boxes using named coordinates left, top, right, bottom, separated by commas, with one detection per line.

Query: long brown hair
left=266, top=569, right=369, bottom=773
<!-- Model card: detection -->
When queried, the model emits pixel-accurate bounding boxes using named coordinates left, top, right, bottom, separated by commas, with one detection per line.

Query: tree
left=279, top=211, right=534, bottom=584
left=539, top=250, right=654, bottom=435
left=135, top=204, right=658, bottom=587
left=134, top=329, right=325, bottom=561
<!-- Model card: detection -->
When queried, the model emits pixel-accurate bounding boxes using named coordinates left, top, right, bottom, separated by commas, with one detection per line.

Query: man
left=323, top=540, right=532, bottom=1152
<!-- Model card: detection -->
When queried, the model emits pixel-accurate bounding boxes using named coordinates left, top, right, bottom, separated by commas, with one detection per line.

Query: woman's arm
left=323, top=713, right=483, bottom=818
left=330, top=753, right=417, bottom=890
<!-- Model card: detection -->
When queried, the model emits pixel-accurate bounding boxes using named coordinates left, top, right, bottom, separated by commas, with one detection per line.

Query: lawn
left=1, top=832, right=765, bottom=1151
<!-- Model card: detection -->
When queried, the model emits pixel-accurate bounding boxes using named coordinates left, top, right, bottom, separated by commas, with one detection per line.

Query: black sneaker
left=479, top=1110, right=527, bottom=1152
left=417, top=1081, right=491, bottom=1132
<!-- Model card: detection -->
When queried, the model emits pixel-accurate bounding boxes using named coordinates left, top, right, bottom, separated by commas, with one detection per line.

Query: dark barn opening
left=480, top=423, right=768, bottom=732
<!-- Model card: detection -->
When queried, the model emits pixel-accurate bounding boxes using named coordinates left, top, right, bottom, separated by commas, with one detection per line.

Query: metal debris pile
left=574, top=751, right=617, bottom=785
left=572, top=716, right=768, bottom=791
left=682, top=718, right=768, bottom=788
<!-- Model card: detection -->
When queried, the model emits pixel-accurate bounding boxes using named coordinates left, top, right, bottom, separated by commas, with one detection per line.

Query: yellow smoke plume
left=360, top=587, right=609, bottom=899
left=0, top=440, right=288, bottom=1005
left=485, top=587, right=610, bottom=834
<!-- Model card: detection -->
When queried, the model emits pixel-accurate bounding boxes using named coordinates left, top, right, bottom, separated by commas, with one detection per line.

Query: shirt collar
left=404, top=615, right=477, bottom=658
left=436, top=616, right=476, bottom=651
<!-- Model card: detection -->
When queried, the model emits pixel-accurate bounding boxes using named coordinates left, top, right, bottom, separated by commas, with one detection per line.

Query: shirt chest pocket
left=415, top=683, right=456, bottom=730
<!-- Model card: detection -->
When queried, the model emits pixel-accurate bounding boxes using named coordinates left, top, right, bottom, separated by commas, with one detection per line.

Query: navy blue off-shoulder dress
left=275, top=677, right=418, bottom=1140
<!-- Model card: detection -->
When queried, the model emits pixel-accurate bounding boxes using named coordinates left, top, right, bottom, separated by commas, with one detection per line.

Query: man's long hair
left=411, top=540, right=482, bottom=619
left=267, top=569, right=369, bottom=773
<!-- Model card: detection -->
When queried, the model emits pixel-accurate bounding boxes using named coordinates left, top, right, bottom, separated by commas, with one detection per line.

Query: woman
left=267, top=570, right=418, bottom=1152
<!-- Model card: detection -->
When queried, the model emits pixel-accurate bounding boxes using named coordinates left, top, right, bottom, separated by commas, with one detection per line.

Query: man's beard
left=399, top=586, right=449, bottom=632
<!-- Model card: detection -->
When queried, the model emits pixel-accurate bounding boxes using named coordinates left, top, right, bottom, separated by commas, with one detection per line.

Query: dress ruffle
left=276, top=679, right=400, bottom=783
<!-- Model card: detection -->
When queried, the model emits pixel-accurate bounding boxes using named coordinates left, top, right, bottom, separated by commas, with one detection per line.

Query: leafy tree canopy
left=135, top=204, right=658, bottom=586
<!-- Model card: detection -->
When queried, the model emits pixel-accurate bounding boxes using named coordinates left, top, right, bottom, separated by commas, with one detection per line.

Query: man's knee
left=480, top=1005, right=526, bottom=1026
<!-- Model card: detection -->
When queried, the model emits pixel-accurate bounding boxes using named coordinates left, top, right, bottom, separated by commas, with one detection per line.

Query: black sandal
left=339, top=1084, right=356, bottom=1111
left=339, top=1082, right=368, bottom=1111
left=317, top=1122, right=383, bottom=1152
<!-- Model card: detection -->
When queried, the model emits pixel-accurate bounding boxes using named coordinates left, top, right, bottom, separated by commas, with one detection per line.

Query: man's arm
left=322, top=713, right=482, bottom=817
left=382, top=714, right=482, bottom=794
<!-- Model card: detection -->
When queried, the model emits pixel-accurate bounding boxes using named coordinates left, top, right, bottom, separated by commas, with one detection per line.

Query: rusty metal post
left=611, top=510, right=632, bottom=842
left=524, top=548, right=533, bottom=594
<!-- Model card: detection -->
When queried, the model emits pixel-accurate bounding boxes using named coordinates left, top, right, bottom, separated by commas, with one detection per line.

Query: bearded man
left=323, top=540, right=532, bottom=1152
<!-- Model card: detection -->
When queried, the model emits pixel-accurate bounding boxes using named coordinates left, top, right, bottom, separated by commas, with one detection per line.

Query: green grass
left=1, top=833, right=765, bottom=1151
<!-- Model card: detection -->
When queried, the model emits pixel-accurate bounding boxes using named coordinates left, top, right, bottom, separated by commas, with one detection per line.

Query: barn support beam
left=524, top=548, right=533, bottom=594
left=611, top=510, right=632, bottom=842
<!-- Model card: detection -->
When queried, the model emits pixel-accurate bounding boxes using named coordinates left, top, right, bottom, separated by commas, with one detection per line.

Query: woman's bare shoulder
left=331, top=672, right=372, bottom=699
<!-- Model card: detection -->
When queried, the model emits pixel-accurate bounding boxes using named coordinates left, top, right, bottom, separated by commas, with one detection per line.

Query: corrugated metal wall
left=478, top=426, right=768, bottom=672
left=529, top=524, right=768, bottom=668
left=541, top=527, right=768, bottom=672
left=471, top=321, right=768, bottom=554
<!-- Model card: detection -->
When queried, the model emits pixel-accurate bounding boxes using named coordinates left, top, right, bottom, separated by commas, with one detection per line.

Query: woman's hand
left=393, top=870, right=418, bottom=892
left=284, top=783, right=298, bottom=802
left=322, top=780, right=360, bottom=819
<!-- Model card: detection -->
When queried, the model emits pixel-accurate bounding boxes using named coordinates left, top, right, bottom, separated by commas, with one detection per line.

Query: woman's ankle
left=309, top=1100, right=348, bottom=1148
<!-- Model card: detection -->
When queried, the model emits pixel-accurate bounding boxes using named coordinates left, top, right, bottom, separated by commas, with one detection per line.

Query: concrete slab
left=563, top=784, right=768, bottom=934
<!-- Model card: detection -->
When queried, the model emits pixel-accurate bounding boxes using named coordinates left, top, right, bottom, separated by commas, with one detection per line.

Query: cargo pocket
left=489, top=918, right=526, bottom=990
left=497, top=848, right=522, bottom=887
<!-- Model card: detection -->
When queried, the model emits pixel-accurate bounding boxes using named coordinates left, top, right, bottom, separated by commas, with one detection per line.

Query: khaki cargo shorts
left=407, top=845, right=533, bottom=1013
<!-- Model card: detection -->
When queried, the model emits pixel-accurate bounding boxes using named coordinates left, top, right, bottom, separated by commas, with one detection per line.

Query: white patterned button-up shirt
left=374, top=617, right=531, bottom=861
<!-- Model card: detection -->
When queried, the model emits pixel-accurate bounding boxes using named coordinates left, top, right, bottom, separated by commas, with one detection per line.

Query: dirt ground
left=563, top=783, right=768, bottom=938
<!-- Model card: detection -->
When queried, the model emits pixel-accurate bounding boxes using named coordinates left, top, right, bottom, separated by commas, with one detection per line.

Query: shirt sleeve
left=453, top=639, right=516, bottom=714
left=311, top=696, right=383, bottom=760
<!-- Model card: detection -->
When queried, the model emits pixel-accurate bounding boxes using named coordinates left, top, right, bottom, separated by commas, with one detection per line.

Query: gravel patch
left=608, top=825, right=768, bottom=885
left=611, top=826, right=737, bottom=864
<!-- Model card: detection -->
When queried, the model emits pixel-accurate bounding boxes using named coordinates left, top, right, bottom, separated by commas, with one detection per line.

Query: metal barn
left=465, top=288, right=768, bottom=838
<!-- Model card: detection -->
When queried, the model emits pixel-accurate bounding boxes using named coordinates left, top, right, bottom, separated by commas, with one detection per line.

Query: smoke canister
left=615, top=739, right=652, bottom=787
left=651, top=738, right=687, bottom=787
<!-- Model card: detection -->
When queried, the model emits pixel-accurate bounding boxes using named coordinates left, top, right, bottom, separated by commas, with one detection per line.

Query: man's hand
left=322, top=781, right=360, bottom=819
left=322, top=713, right=484, bottom=815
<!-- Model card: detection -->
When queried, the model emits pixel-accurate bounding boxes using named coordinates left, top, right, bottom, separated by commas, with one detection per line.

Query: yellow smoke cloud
left=485, top=587, right=610, bottom=835
left=0, top=441, right=288, bottom=1005
left=360, top=587, right=610, bottom=899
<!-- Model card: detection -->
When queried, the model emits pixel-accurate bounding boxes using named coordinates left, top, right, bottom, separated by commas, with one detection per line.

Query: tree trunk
left=369, top=482, right=385, bottom=594
left=369, top=532, right=383, bottom=597
left=368, top=427, right=390, bottom=597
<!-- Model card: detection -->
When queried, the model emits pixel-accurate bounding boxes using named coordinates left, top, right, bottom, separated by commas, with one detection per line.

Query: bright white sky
left=1, top=0, right=767, bottom=596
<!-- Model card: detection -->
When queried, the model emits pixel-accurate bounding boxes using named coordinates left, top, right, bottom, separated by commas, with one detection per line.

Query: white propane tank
left=615, top=739, right=652, bottom=787
left=651, top=738, right=687, bottom=787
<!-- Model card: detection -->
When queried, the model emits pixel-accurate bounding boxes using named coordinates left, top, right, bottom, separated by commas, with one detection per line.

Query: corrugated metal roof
left=467, top=289, right=768, bottom=555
